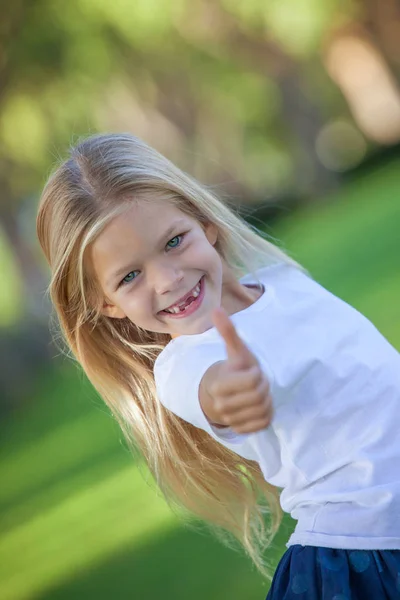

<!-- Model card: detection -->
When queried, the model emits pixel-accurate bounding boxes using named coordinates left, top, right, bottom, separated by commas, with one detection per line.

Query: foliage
left=0, top=160, right=399, bottom=599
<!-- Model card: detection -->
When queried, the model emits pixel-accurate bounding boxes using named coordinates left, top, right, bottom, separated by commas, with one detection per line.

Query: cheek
left=120, top=291, right=144, bottom=316
left=204, top=244, right=223, bottom=273
left=124, top=290, right=158, bottom=323
left=193, top=238, right=220, bottom=264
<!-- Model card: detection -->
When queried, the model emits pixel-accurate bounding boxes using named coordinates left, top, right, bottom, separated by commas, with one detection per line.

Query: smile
left=160, top=277, right=205, bottom=318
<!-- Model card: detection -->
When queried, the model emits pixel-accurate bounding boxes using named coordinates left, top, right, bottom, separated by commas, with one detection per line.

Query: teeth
left=164, top=280, right=201, bottom=314
left=192, top=283, right=201, bottom=298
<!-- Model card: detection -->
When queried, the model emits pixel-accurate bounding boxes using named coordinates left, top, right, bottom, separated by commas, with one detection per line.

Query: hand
left=209, top=307, right=273, bottom=434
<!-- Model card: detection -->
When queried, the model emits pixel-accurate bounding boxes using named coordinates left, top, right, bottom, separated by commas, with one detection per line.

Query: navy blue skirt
left=266, top=545, right=400, bottom=599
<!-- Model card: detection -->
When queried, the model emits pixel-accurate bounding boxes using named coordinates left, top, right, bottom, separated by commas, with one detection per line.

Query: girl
left=36, top=132, right=400, bottom=599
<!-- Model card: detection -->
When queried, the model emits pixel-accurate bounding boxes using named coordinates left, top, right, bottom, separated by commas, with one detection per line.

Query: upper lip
left=161, top=278, right=201, bottom=312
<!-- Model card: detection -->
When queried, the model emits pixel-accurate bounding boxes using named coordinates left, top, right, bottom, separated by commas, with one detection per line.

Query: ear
left=204, top=221, right=218, bottom=246
left=100, top=300, right=126, bottom=319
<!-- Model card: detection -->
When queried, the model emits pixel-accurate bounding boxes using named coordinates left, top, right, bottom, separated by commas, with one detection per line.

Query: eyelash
left=119, top=234, right=185, bottom=287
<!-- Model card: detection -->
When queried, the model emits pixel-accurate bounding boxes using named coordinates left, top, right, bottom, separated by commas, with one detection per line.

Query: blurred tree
left=362, top=0, right=400, bottom=73
left=0, top=0, right=399, bottom=411
left=188, top=0, right=341, bottom=195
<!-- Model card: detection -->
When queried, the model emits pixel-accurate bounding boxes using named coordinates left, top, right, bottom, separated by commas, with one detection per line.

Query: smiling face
left=89, top=198, right=254, bottom=337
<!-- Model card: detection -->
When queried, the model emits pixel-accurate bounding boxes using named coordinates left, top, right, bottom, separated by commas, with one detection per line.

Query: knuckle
left=219, top=406, right=231, bottom=420
left=253, top=390, right=264, bottom=404
left=213, top=399, right=224, bottom=415
left=265, top=401, right=273, bottom=416
left=246, top=415, right=272, bottom=433
left=257, top=404, right=270, bottom=417
left=236, top=424, right=254, bottom=434
left=255, top=410, right=269, bottom=424
left=250, top=391, right=265, bottom=407
left=262, top=408, right=272, bottom=421
left=260, top=377, right=270, bottom=393
left=232, top=424, right=246, bottom=434
left=248, top=366, right=262, bottom=387
left=210, top=382, right=221, bottom=397
left=256, top=380, right=270, bottom=400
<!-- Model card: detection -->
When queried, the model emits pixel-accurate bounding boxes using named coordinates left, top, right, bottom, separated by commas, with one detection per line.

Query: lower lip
left=161, top=277, right=205, bottom=319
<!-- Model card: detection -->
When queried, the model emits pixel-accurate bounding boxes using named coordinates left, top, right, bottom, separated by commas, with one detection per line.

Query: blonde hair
left=37, top=133, right=299, bottom=576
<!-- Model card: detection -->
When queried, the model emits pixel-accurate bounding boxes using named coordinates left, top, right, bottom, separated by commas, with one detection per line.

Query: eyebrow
left=107, top=219, right=188, bottom=288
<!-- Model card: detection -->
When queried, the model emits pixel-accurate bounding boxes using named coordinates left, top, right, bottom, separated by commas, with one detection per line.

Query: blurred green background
left=1, top=1, right=400, bottom=599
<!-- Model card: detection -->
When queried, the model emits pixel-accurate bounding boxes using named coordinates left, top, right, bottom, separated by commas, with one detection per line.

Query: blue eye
left=121, top=271, right=139, bottom=285
left=166, top=235, right=183, bottom=249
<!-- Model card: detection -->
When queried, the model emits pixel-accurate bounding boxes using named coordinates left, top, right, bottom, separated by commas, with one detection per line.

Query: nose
left=150, top=263, right=184, bottom=295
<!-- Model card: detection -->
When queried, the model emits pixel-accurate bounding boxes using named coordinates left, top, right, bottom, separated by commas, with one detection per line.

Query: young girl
left=36, top=132, right=400, bottom=599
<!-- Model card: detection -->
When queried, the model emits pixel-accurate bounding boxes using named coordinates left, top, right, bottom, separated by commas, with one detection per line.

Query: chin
left=186, top=318, right=214, bottom=336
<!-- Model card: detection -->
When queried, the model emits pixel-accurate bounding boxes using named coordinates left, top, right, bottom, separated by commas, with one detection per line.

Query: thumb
left=212, top=307, right=257, bottom=369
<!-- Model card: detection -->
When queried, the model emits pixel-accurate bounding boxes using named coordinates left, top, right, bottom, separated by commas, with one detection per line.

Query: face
left=89, top=199, right=246, bottom=337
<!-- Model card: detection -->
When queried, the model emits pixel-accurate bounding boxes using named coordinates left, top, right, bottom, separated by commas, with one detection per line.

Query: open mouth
left=160, top=277, right=204, bottom=318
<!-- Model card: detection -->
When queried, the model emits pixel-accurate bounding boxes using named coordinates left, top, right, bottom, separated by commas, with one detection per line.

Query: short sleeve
left=153, top=338, right=258, bottom=461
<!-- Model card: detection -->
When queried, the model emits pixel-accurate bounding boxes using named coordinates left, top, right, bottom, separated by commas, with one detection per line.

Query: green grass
left=273, top=160, right=400, bottom=345
left=0, top=159, right=399, bottom=599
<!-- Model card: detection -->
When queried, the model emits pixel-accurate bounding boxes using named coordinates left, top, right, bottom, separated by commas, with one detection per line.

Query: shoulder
left=241, top=261, right=309, bottom=284
left=246, top=262, right=362, bottom=324
left=154, top=327, right=222, bottom=375
left=240, top=262, right=324, bottom=316
left=153, top=331, right=226, bottom=414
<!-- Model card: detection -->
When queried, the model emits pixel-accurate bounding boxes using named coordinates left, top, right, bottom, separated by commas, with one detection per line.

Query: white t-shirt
left=153, top=263, right=400, bottom=550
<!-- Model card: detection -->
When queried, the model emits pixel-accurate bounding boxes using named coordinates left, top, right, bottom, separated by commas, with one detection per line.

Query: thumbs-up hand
left=207, top=307, right=273, bottom=434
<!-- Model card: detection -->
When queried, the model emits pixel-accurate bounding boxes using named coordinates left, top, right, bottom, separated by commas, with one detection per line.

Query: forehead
left=89, top=200, right=193, bottom=285
left=98, top=200, right=191, bottom=248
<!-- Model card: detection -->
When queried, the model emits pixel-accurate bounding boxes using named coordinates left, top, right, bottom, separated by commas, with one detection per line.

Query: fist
left=208, top=307, right=273, bottom=434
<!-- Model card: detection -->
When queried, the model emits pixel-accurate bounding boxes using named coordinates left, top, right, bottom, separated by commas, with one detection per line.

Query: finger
left=231, top=416, right=273, bottom=434
left=222, top=403, right=273, bottom=428
left=212, top=307, right=257, bottom=368
left=212, top=368, right=266, bottom=399
left=215, top=383, right=272, bottom=421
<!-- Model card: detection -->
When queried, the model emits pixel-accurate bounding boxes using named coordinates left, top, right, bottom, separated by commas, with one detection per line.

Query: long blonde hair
left=37, top=133, right=298, bottom=576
